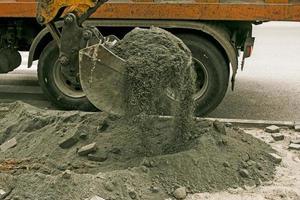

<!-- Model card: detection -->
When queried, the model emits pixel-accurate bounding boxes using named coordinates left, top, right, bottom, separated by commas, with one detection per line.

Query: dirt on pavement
left=0, top=102, right=279, bottom=200
left=0, top=28, right=290, bottom=200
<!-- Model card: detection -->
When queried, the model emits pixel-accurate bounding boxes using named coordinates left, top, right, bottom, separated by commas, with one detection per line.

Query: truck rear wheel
left=38, top=41, right=97, bottom=111
left=175, top=34, right=229, bottom=116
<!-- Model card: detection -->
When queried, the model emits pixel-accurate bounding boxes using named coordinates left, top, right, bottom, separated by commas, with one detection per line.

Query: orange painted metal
left=36, top=0, right=97, bottom=24
left=1, top=0, right=300, bottom=22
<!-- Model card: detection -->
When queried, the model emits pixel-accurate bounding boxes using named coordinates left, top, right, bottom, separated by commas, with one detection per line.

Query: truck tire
left=175, top=34, right=229, bottom=116
left=38, top=41, right=97, bottom=111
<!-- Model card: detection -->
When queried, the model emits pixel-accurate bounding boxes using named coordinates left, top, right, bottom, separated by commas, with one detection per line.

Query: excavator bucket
left=79, top=44, right=126, bottom=115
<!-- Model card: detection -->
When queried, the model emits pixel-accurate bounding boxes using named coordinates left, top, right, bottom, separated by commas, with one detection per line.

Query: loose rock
left=239, top=169, right=250, bottom=178
left=61, top=170, right=72, bottom=179
left=268, top=153, right=282, bottom=164
left=265, top=125, right=280, bottom=133
left=290, top=139, right=300, bottom=144
left=90, top=196, right=106, bottom=200
left=0, top=137, right=17, bottom=152
left=87, top=152, right=108, bottom=162
left=58, top=133, right=78, bottom=149
left=271, top=133, right=284, bottom=141
left=78, top=142, right=97, bottom=156
left=0, top=189, right=5, bottom=195
left=173, top=187, right=187, bottom=199
left=289, top=143, right=300, bottom=150
left=294, top=122, right=300, bottom=132
left=79, top=132, right=88, bottom=139
left=213, top=120, right=226, bottom=135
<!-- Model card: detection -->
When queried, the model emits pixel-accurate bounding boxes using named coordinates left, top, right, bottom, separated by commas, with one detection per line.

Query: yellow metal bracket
left=36, top=0, right=97, bottom=24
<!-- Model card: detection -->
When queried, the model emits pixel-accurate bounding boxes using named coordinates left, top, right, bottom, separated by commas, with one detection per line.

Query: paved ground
left=7, top=22, right=300, bottom=121
left=208, top=22, right=300, bottom=121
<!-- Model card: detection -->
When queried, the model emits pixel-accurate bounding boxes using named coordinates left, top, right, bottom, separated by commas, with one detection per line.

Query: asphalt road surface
left=208, top=22, right=300, bottom=121
left=7, top=22, right=300, bottom=121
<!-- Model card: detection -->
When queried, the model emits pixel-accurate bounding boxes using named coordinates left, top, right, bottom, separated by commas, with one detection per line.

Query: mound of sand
left=0, top=102, right=278, bottom=200
left=0, top=27, right=278, bottom=200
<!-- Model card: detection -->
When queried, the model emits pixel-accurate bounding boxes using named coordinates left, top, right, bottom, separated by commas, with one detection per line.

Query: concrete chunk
left=268, top=153, right=282, bottom=164
left=0, top=189, right=5, bottom=195
left=87, top=152, right=108, bottom=162
left=290, top=139, right=300, bottom=144
left=265, top=125, right=280, bottom=133
left=0, top=107, right=9, bottom=112
left=59, top=134, right=78, bottom=149
left=295, top=124, right=300, bottom=132
left=78, top=142, right=97, bottom=156
left=289, top=143, right=300, bottom=150
left=173, top=187, right=187, bottom=199
left=90, top=196, right=106, bottom=200
left=271, top=133, right=284, bottom=141
left=0, top=137, right=17, bottom=152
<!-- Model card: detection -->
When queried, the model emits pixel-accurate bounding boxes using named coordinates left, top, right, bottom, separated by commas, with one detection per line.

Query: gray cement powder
left=0, top=28, right=278, bottom=200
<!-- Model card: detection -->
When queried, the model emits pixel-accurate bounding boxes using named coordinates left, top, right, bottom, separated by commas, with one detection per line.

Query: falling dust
left=0, top=27, right=279, bottom=200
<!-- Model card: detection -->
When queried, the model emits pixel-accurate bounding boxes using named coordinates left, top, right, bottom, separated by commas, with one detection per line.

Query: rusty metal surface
left=1, top=0, right=300, bottom=21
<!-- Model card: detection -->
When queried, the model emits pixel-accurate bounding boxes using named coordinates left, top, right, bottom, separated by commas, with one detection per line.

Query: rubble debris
left=58, top=133, right=78, bottom=149
left=0, top=189, right=5, bottom=195
left=290, top=139, right=300, bottom=144
left=239, top=169, right=250, bottom=178
left=0, top=107, right=9, bottom=112
left=268, top=153, right=282, bottom=164
left=61, top=170, right=72, bottom=179
left=213, top=120, right=226, bottom=135
left=271, top=133, right=284, bottom=141
left=89, top=196, right=106, bottom=200
left=79, top=132, right=88, bottom=139
left=173, top=187, right=187, bottom=199
left=294, top=123, right=300, bottom=132
left=78, top=142, right=97, bottom=156
left=87, top=152, right=108, bottom=162
left=0, top=137, right=17, bottom=152
left=265, top=125, right=280, bottom=133
left=225, top=122, right=233, bottom=128
left=288, top=143, right=300, bottom=150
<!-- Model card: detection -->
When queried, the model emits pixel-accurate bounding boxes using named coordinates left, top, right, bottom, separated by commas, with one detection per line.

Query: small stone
left=0, top=137, right=17, bottom=152
left=225, top=122, right=233, bottom=127
left=173, top=187, right=187, bottom=199
left=150, top=186, right=160, bottom=193
left=289, top=143, right=300, bottom=150
left=268, top=153, right=282, bottom=164
left=90, top=196, right=106, bottom=200
left=62, top=170, right=72, bottom=179
left=110, top=147, right=121, bottom=154
left=59, top=134, right=78, bottom=149
left=271, top=133, right=284, bottom=141
left=103, top=181, right=114, bottom=192
left=256, top=162, right=263, bottom=170
left=223, top=161, right=230, bottom=167
left=0, top=189, right=6, bottom=195
left=290, top=139, right=300, bottom=144
left=128, top=190, right=137, bottom=199
left=265, top=125, right=280, bottom=133
left=79, top=132, right=88, bottom=139
left=213, top=120, right=226, bottom=134
left=0, top=107, right=9, bottom=112
left=239, top=169, right=250, bottom=178
left=294, top=122, right=300, bottom=132
left=247, top=160, right=256, bottom=166
left=87, top=152, right=108, bottom=162
left=78, top=142, right=97, bottom=156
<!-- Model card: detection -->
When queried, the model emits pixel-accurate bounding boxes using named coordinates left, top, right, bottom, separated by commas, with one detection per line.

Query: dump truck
left=0, top=0, right=300, bottom=116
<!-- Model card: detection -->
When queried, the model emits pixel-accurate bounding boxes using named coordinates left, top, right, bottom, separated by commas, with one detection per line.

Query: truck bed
left=1, top=0, right=300, bottom=22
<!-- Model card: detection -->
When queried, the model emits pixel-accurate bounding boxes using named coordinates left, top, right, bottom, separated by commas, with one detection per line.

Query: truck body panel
left=1, top=0, right=300, bottom=22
